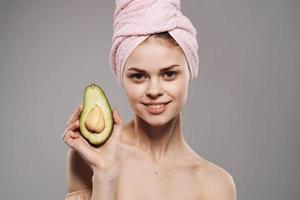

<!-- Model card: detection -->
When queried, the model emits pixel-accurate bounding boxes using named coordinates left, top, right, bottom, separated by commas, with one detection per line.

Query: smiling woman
left=122, top=34, right=190, bottom=126
left=62, top=0, right=236, bottom=200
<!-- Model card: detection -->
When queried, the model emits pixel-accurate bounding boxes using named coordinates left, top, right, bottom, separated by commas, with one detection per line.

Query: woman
left=62, top=1, right=236, bottom=200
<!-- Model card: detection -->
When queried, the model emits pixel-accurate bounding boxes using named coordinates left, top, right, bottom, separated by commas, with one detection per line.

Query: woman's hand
left=61, top=104, right=123, bottom=176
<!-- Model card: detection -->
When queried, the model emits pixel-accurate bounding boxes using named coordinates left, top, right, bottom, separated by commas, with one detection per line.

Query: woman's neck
left=125, top=113, right=187, bottom=164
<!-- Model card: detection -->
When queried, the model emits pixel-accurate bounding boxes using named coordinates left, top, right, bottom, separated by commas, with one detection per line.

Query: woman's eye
left=162, top=71, right=177, bottom=80
left=130, top=73, right=146, bottom=82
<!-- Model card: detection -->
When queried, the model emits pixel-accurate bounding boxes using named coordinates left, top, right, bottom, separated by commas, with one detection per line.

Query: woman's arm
left=90, top=169, right=119, bottom=200
left=66, top=148, right=93, bottom=192
left=65, top=149, right=119, bottom=200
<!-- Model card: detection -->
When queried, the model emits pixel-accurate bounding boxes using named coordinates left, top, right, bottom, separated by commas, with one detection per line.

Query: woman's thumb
left=113, top=108, right=122, bottom=126
left=111, top=108, right=123, bottom=140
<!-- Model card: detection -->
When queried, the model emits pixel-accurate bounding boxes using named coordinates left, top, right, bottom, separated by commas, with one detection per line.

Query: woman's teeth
left=147, top=104, right=165, bottom=109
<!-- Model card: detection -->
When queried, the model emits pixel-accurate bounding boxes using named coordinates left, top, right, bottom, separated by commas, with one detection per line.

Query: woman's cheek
left=169, top=79, right=185, bottom=94
left=170, top=80, right=188, bottom=105
left=126, top=84, right=145, bottom=102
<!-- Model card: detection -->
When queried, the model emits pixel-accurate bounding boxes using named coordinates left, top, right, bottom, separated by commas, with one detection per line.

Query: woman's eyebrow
left=127, top=67, right=146, bottom=73
left=161, top=64, right=180, bottom=71
left=127, top=64, right=180, bottom=72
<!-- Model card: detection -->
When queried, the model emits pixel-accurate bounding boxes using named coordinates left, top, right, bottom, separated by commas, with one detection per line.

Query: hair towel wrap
left=109, top=0, right=199, bottom=85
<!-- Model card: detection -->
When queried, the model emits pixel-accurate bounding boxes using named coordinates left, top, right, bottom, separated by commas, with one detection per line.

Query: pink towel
left=109, top=0, right=199, bottom=86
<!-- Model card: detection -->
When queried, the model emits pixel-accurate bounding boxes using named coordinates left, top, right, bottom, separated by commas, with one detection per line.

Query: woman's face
left=122, top=37, right=190, bottom=126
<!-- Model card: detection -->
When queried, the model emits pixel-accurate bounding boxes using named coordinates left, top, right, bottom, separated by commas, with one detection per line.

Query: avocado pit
left=85, top=105, right=105, bottom=134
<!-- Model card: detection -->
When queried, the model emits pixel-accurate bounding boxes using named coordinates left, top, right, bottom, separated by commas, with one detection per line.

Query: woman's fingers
left=63, top=128, right=88, bottom=151
left=67, top=131, right=81, bottom=139
left=63, top=130, right=103, bottom=169
left=68, top=120, right=80, bottom=131
left=66, top=104, right=83, bottom=126
left=63, top=130, right=81, bottom=147
left=61, top=120, right=80, bottom=139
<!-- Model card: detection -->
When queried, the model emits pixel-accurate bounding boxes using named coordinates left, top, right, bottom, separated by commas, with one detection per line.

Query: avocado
left=79, top=83, right=113, bottom=146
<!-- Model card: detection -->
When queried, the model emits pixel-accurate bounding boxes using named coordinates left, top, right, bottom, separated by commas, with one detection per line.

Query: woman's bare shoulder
left=192, top=156, right=237, bottom=200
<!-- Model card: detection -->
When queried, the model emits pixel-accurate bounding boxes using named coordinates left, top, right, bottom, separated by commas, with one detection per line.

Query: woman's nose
left=146, top=78, right=163, bottom=98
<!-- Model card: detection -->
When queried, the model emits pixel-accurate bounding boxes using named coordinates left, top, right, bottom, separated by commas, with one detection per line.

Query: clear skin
left=62, top=36, right=237, bottom=200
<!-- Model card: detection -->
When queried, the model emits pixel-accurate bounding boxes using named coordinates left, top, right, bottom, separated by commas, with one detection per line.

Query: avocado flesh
left=79, top=83, right=113, bottom=146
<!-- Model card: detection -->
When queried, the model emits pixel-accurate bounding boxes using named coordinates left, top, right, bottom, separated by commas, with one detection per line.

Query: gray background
left=0, top=0, right=299, bottom=199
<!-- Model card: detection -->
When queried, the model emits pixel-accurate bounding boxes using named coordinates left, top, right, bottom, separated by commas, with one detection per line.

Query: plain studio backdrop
left=0, top=0, right=299, bottom=199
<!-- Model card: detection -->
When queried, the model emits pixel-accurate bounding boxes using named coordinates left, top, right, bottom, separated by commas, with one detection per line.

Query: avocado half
left=79, top=83, right=113, bottom=146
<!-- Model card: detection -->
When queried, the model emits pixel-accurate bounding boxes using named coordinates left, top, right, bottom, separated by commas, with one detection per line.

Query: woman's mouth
left=142, top=101, right=171, bottom=114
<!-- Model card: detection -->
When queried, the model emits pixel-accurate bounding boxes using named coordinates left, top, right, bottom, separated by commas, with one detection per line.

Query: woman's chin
left=146, top=119, right=168, bottom=127
left=138, top=113, right=176, bottom=127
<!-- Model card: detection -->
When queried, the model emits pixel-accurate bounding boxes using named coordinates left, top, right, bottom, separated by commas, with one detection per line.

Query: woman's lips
left=142, top=102, right=170, bottom=114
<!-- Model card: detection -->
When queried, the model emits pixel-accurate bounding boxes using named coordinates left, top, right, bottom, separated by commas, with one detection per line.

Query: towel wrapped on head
left=109, top=0, right=199, bottom=86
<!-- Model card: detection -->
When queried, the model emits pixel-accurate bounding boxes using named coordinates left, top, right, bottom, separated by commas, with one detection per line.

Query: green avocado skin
left=79, top=83, right=113, bottom=146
